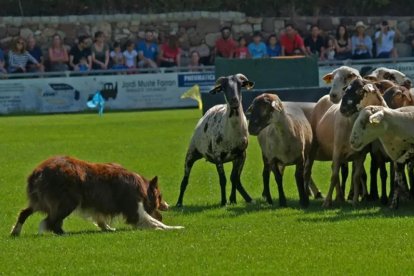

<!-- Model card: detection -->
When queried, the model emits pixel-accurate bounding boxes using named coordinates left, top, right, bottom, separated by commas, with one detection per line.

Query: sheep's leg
left=369, top=157, right=380, bottom=201
left=340, top=163, right=349, bottom=196
left=271, top=162, right=286, bottom=207
left=216, top=163, right=227, bottom=206
left=261, top=155, right=272, bottom=204
left=323, top=159, right=342, bottom=208
left=176, top=149, right=202, bottom=207
left=379, top=161, right=388, bottom=205
left=407, top=161, right=414, bottom=198
left=230, top=152, right=253, bottom=204
left=360, top=166, right=368, bottom=201
left=389, top=162, right=395, bottom=200
left=352, top=156, right=366, bottom=207
left=295, top=161, right=309, bottom=208
left=390, top=163, right=408, bottom=209
left=408, top=161, right=414, bottom=199
left=10, top=206, right=34, bottom=236
left=304, top=141, right=322, bottom=199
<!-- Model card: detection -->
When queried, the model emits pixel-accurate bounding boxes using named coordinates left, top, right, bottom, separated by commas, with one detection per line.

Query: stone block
left=196, top=18, right=221, bottom=34
left=205, top=32, right=220, bottom=47
left=262, top=17, right=275, bottom=33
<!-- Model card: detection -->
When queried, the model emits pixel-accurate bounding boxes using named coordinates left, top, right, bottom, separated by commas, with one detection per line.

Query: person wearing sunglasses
left=8, top=38, right=41, bottom=73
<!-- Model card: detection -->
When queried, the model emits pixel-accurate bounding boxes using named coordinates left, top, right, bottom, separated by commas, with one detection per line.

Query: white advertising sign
left=0, top=71, right=216, bottom=114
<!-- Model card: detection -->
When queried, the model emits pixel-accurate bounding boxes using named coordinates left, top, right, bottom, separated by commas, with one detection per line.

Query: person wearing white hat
left=351, top=21, right=372, bottom=59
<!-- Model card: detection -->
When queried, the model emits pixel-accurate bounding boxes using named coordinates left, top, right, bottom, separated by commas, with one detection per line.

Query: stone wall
left=0, top=12, right=413, bottom=58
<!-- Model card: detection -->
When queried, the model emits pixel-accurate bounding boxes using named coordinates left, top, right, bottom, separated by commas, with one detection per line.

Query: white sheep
left=322, top=65, right=361, bottom=103
left=350, top=105, right=414, bottom=208
left=176, top=74, right=255, bottom=207
left=247, top=93, right=312, bottom=207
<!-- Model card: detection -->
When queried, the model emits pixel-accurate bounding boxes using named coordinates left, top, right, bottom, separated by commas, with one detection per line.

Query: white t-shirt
left=375, top=30, right=395, bottom=55
left=123, top=50, right=137, bottom=67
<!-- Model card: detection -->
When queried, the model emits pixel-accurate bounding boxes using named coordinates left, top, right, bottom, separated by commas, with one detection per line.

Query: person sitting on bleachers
left=110, top=41, right=126, bottom=70
left=123, top=40, right=138, bottom=69
left=91, top=31, right=110, bottom=70
left=8, top=38, right=42, bottom=73
left=26, top=36, right=45, bottom=72
left=0, top=47, right=7, bottom=74
left=69, top=35, right=92, bottom=71
left=136, top=30, right=158, bottom=69
left=48, top=33, right=69, bottom=71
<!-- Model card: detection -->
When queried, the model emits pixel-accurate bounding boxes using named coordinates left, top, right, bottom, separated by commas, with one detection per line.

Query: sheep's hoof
left=380, top=196, right=388, bottom=205
left=175, top=202, right=183, bottom=208
left=300, top=198, right=310, bottom=208
left=247, top=199, right=256, bottom=205
left=334, top=195, right=345, bottom=203
left=221, top=200, right=228, bottom=207
left=279, top=199, right=287, bottom=207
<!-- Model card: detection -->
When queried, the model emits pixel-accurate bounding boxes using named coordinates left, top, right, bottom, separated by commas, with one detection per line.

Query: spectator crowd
left=0, top=20, right=411, bottom=75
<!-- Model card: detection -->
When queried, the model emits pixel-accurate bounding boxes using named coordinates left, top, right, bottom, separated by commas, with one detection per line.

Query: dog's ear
left=149, top=176, right=159, bottom=190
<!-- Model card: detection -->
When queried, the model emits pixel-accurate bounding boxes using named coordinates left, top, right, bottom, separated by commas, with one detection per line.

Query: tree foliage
left=0, top=0, right=411, bottom=16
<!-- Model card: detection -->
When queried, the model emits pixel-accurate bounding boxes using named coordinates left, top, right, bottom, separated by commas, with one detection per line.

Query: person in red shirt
left=159, top=34, right=181, bottom=67
left=234, top=36, right=250, bottom=59
left=214, top=27, right=237, bottom=59
left=280, top=24, right=307, bottom=56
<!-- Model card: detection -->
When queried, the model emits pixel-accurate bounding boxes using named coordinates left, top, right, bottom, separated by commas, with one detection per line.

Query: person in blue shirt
left=267, top=34, right=281, bottom=57
left=248, top=31, right=268, bottom=59
left=0, top=47, right=6, bottom=74
left=136, top=30, right=158, bottom=68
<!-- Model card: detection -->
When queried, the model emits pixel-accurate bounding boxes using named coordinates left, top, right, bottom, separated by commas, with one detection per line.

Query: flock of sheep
left=177, top=67, right=414, bottom=210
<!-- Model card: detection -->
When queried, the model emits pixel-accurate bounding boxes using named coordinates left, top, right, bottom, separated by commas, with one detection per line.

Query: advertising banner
left=0, top=71, right=216, bottom=114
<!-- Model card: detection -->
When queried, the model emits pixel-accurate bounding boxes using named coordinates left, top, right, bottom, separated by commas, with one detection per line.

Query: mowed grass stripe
left=1, top=109, right=414, bottom=275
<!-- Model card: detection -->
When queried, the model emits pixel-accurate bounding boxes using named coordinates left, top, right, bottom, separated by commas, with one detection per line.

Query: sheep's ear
left=271, top=100, right=283, bottom=112
left=322, top=73, right=334, bottom=84
left=242, top=80, right=254, bottom=90
left=209, top=77, right=225, bottom=94
left=369, top=110, right=384, bottom=124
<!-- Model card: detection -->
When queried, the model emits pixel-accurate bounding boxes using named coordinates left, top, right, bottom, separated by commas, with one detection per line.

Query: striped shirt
left=8, top=51, right=38, bottom=72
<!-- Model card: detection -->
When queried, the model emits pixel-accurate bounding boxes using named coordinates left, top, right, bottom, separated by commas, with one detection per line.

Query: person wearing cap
left=351, top=21, right=372, bottom=59
left=214, top=27, right=237, bottom=59
left=248, top=31, right=268, bottom=59
left=375, top=20, right=398, bottom=58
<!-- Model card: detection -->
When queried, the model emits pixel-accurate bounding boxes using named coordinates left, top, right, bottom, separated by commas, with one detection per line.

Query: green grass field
left=2, top=109, right=414, bottom=275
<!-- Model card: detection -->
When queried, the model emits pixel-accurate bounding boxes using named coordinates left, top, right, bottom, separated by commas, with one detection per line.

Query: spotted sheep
left=350, top=106, right=414, bottom=208
left=176, top=74, right=254, bottom=206
left=247, top=93, right=312, bottom=207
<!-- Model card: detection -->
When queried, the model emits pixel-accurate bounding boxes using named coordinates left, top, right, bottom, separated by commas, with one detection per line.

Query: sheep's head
left=350, top=106, right=387, bottom=151
left=323, top=66, right=361, bottom=104
left=340, top=79, right=386, bottom=117
left=246, top=93, right=283, bottom=136
left=209, top=74, right=254, bottom=110
left=383, top=86, right=413, bottom=109
left=366, top=67, right=412, bottom=88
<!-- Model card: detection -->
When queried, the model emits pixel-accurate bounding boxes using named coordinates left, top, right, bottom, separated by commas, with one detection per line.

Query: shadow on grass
left=171, top=196, right=414, bottom=222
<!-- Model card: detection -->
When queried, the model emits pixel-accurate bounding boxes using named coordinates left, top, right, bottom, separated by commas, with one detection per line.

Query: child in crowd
left=234, top=36, right=249, bottom=59
left=123, top=40, right=138, bottom=69
left=325, top=37, right=336, bottom=60
left=248, top=31, right=267, bottom=58
left=267, top=34, right=281, bottom=57
left=78, top=57, right=90, bottom=71
left=110, top=42, right=126, bottom=70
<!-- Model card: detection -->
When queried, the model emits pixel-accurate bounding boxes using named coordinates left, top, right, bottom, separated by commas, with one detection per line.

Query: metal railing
left=0, top=65, right=215, bottom=79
